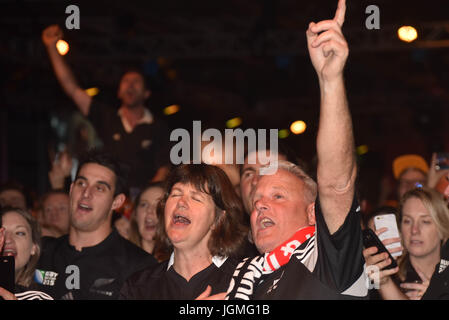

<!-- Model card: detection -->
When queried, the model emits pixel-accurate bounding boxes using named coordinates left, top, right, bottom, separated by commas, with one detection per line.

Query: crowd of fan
left=1, top=0, right=448, bottom=301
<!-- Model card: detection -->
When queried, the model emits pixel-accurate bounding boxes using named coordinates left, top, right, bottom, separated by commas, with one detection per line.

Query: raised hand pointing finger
left=334, top=0, right=346, bottom=27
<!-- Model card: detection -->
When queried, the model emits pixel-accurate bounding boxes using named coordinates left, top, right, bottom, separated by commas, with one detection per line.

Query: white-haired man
left=226, top=0, right=367, bottom=299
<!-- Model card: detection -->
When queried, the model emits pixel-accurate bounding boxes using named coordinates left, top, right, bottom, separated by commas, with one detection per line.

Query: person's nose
left=176, top=195, right=188, bottom=210
left=4, top=229, right=14, bottom=244
left=411, top=221, right=420, bottom=235
left=253, top=197, right=268, bottom=216
left=81, top=185, right=93, bottom=199
left=146, top=204, right=157, bottom=218
left=250, top=174, right=260, bottom=188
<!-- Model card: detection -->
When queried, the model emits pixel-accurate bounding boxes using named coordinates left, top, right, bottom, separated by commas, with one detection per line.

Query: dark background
left=1, top=0, right=449, bottom=204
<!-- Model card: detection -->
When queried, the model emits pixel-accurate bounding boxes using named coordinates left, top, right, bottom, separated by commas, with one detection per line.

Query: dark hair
left=362, top=205, right=399, bottom=230
left=119, top=68, right=150, bottom=90
left=0, top=206, right=41, bottom=287
left=155, top=164, right=248, bottom=258
left=133, top=182, right=165, bottom=211
left=40, top=189, right=69, bottom=206
left=0, top=181, right=32, bottom=210
left=128, top=181, right=170, bottom=261
left=76, top=148, right=129, bottom=197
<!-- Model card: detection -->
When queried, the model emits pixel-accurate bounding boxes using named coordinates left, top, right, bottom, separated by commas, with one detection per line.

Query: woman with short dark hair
left=120, top=164, right=248, bottom=299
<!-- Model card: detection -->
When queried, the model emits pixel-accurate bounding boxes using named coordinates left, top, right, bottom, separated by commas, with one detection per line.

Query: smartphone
left=0, top=256, right=15, bottom=296
left=374, top=214, right=403, bottom=258
left=363, top=229, right=398, bottom=270
left=435, top=152, right=449, bottom=171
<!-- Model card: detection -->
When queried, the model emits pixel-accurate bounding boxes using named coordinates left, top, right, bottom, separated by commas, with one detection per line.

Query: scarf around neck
left=226, top=225, right=316, bottom=300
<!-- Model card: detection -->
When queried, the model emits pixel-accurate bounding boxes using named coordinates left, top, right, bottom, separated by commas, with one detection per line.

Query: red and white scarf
left=262, top=226, right=316, bottom=272
left=226, top=226, right=316, bottom=300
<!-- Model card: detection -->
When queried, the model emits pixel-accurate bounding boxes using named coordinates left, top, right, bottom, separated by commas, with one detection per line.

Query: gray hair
left=259, top=160, right=317, bottom=204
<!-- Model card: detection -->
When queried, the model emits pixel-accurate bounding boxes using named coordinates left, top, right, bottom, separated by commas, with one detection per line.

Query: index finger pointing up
left=334, top=0, right=346, bottom=27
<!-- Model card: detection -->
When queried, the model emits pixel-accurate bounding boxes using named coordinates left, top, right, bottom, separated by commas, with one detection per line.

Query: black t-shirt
left=88, top=100, right=171, bottom=189
left=228, top=195, right=367, bottom=300
left=35, top=230, right=157, bottom=300
left=423, top=240, right=449, bottom=300
left=120, top=256, right=238, bottom=300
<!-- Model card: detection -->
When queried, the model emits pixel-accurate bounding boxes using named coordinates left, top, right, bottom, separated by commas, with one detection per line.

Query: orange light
left=56, top=40, right=69, bottom=55
left=163, top=104, right=180, bottom=115
left=290, top=120, right=306, bottom=134
left=85, top=87, right=99, bottom=97
left=398, top=26, right=418, bottom=43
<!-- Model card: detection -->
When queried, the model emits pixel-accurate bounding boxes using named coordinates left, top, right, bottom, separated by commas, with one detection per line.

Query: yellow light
left=278, top=129, right=289, bottom=139
left=56, top=39, right=69, bottom=55
left=290, top=120, right=306, bottom=134
left=398, top=26, right=418, bottom=43
left=356, top=145, right=369, bottom=155
left=85, top=87, right=99, bottom=97
left=226, top=117, right=242, bottom=128
left=163, top=104, right=180, bottom=115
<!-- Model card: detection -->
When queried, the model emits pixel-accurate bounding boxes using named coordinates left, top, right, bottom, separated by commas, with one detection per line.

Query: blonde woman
left=364, top=187, right=449, bottom=300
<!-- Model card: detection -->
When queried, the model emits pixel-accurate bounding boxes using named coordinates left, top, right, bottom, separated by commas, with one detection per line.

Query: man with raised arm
left=225, top=0, right=368, bottom=299
left=42, top=26, right=171, bottom=190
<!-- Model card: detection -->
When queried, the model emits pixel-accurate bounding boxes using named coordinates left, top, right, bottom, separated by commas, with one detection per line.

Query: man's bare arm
left=307, top=0, right=356, bottom=234
left=42, top=25, right=92, bottom=116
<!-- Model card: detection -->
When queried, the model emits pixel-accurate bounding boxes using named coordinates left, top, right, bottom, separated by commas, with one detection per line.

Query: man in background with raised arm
left=42, top=25, right=171, bottom=191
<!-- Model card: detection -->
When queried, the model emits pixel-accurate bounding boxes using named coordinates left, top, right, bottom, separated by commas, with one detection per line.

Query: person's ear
left=307, top=202, right=316, bottom=226
left=30, top=243, right=39, bottom=256
left=111, top=194, right=126, bottom=211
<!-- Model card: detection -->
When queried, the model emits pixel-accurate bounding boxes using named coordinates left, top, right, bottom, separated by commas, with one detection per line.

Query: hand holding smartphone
left=0, top=221, right=16, bottom=299
left=362, top=229, right=398, bottom=270
left=0, top=256, right=15, bottom=298
left=374, top=214, right=403, bottom=258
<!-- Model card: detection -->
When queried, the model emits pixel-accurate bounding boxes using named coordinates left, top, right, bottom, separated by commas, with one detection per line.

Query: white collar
left=166, top=252, right=228, bottom=271
left=117, top=107, right=153, bottom=133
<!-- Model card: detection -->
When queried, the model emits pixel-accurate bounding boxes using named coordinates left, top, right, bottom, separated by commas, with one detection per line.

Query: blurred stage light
left=356, top=144, right=369, bottom=155
left=398, top=26, right=418, bottom=43
left=278, top=129, right=289, bottom=139
left=85, top=87, right=99, bottom=97
left=290, top=120, right=306, bottom=134
left=226, top=117, right=242, bottom=128
left=163, top=104, right=180, bottom=115
left=56, top=39, right=69, bottom=55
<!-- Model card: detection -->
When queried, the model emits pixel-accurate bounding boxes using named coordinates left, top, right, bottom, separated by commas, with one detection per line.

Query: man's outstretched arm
left=307, top=0, right=357, bottom=234
left=42, top=25, right=92, bottom=116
